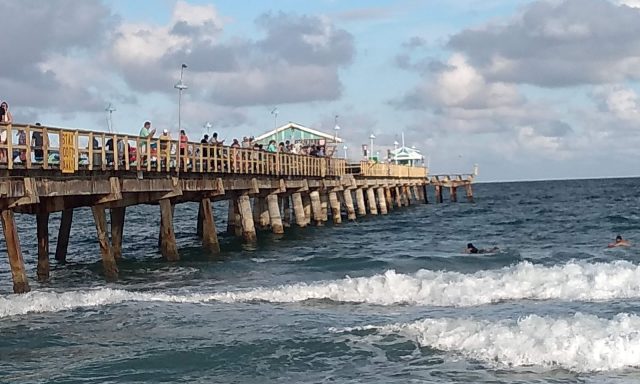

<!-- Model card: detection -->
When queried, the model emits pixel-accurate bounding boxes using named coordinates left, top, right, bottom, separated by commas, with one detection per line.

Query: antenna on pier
left=105, top=103, right=116, bottom=133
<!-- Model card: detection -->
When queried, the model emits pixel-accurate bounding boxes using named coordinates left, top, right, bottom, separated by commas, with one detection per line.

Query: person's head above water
left=616, top=235, right=623, bottom=242
left=467, top=243, right=474, bottom=248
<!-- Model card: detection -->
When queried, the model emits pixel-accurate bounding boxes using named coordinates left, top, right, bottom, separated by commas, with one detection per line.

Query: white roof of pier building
left=390, top=146, right=424, bottom=164
left=254, top=122, right=343, bottom=145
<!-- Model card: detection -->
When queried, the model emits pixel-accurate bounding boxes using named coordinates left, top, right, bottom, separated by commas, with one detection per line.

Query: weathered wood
left=1, top=210, right=30, bottom=293
left=320, top=192, right=329, bottom=222
left=367, top=188, right=378, bottom=215
left=267, top=194, right=284, bottom=234
left=91, top=206, right=118, bottom=281
left=465, top=183, right=474, bottom=203
left=329, top=191, right=342, bottom=224
left=403, top=185, right=412, bottom=206
left=355, top=188, right=367, bottom=216
left=201, top=198, right=220, bottom=253
left=196, top=200, right=204, bottom=238
left=159, top=199, right=179, bottom=261
left=292, top=192, right=307, bottom=228
left=435, top=185, right=443, bottom=204
left=110, top=207, right=125, bottom=260
left=258, top=197, right=271, bottom=230
left=385, top=187, right=393, bottom=210
left=310, top=191, right=323, bottom=226
left=343, top=189, right=356, bottom=221
left=395, top=186, right=402, bottom=207
left=36, top=211, right=50, bottom=282
left=377, top=187, right=388, bottom=215
left=302, top=193, right=312, bottom=226
left=237, top=195, right=257, bottom=242
left=281, top=195, right=291, bottom=228
left=450, top=186, right=458, bottom=202
left=55, top=208, right=73, bottom=263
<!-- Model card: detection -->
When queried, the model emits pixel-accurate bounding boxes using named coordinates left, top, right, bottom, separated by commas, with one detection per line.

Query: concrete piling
left=355, top=188, right=367, bottom=216
left=36, top=211, right=50, bottom=282
left=55, top=208, right=73, bottom=263
left=201, top=198, right=220, bottom=253
left=159, top=199, right=179, bottom=261
left=329, top=191, right=342, bottom=224
left=91, top=205, right=119, bottom=281
left=1, top=210, right=30, bottom=293
left=237, top=195, right=257, bottom=243
left=267, top=194, right=284, bottom=234
left=367, top=188, right=378, bottom=215
left=343, top=189, right=356, bottom=221
left=377, top=187, right=388, bottom=215
left=110, top=207, right=125, bottom=260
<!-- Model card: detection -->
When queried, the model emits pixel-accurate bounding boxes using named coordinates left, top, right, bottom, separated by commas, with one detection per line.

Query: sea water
left=1, top=178, right=639, bottom=383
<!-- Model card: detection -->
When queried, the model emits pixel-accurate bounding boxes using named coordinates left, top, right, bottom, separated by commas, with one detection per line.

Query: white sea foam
left=4, top=260, right=640, bottom=318
left=356, top=313, right=640, bottom=372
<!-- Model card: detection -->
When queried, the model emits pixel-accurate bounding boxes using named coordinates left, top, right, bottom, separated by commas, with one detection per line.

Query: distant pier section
left=0, top=123, right=474, bottom=293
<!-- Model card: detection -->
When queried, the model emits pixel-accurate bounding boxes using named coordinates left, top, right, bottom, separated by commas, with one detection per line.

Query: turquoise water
left=1, top=178, right=640, bottom=383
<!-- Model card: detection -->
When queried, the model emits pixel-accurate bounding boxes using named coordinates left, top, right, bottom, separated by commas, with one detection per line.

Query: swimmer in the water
left=465, top=243, right=499, bottom=254
left=607, top=235, right=631, bottom=248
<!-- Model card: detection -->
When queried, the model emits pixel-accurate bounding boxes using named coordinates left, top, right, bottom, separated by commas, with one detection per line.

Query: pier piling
left=110, top=207, right=125, bottom=260
left=355, top=188, right=367, bottom=216
left=367, top=188, right=378, bottom=215
left=377, top=187, right=388, bottom=215
left=91, top=206, right=118, bottom=281
left=200, top=198, right=220, bottom=253
left=55, top=209, right=73, bottom=263
left=238, top=195, right=257, bottom=243
left=343, top=189, right=356, bottom=221
left=267, top=194, right=284, bottom=234
left=281, top=196, right=291, bottom=228
left=465, top=184, right=474, bottom=203
left=329, top=191, right=342, bottom=224
left=159, top=199, right=179, bottom=261
left=310, top=191, right=323, bottom=226
left=395, top=187, right=402, bottom=207
left=450, top=186, right=458, bottom=203
left=435, top=185, right=443, bottom=204
left=302, top=193, right=312, bottom=226
left=36, top=211, right=50, bottom=282
left=320, top=192, right=329, bottom=222
left=292, top=193, right=307, bottom=228
left=1, top=210, right=30, bottom=293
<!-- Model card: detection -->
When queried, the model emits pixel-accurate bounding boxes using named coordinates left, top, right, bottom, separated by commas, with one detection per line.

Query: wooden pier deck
left=0, top=123, right=474, bottom=293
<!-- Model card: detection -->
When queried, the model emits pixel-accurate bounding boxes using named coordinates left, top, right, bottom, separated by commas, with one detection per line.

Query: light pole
left=105, top=103, right=116, bottom=133
left=271, top=107, right=279, bottom=129
left=343, top=144, right=348, bottom=159
left=393, top=140, right=399, bottom=164
left=334, top=115, right=340, bottom=141
left=174, top=64, right=188, bottom=134
left=369, top=133, right=376, bottom=161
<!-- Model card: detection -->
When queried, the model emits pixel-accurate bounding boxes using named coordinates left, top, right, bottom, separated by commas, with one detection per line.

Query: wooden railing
left=0, top=123, right=346, bottom=177
left=356, top=161, right=428, bottom=178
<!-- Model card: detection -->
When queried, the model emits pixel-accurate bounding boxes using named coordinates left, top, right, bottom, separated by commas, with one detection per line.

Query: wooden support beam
left=435, top=185, right=443, bottom=204
left=197, top=200, right=204, bottom=238
left=159, top=199, right=179, bottom=261
left=1, top=210, right=30, bottom=293
left=377, top=187, right=388, bottom=215
left=55, top=209, right=73, bottom=263
left=310, top=191, right=323, bottom=226
left=367, top=187, right=378, bottom=215
left=450, top=186, right=458, bottom=202
left=385, top=187, right=393, bottom=210
left=355, top=188, right=367, bottom=216
left=201, top=198, right=220, bottom=253
left=302, top=193, right=312, bottom=226
left=91, top=206, right=118, bottom=281
left=110, top=207, right=125, bottom=260
left=258, top=197, right=271, bottom=230
left=281, top=195, right=291, bottom=228
left=237, top=195, right=257, bottom=243
left=36, top=211, right=50, bottom=282
left=329, top=191, right=342, bottom=224
left=395, top=186, right=402, bottom=207
left=267, top=194, right=284, bottom=234
left=320, top=192, right=329, bottom=222
left=291, top=192, right=307, bottom=228
left=343, top=189, right=356, bottom=221
left=465, top=183, right=474, bottom=203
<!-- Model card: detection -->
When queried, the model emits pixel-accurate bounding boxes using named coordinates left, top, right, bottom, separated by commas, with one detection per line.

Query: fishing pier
left=0, top=123, right=474, bottom=293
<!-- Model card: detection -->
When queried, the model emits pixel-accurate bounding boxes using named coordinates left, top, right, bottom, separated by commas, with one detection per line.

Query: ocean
left=1, top=177, right=640, bottom=383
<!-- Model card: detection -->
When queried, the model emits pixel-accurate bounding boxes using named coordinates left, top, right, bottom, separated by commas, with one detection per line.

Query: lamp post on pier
left=369, top=134, right=376, bottom=161
left=334, top=115, right=340, bottom=141
left=174, top=64, right=188, bottom=134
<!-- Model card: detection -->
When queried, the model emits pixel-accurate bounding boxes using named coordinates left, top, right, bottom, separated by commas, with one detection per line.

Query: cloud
left=0, top=0, right=114, bottom=111
left=110, top=4, right=355, bottom=106
left=448, top=0, right=640, bottom=87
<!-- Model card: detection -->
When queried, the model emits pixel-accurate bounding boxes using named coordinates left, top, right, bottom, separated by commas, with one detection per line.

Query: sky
left=2, top=0, right=640, bottom=181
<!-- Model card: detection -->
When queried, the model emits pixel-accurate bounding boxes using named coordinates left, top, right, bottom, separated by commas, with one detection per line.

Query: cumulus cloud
left=448, top=0, right=640, bottom=87
left=110, top=3, right=354, bottom=106
left=0, top=0, right=114, bottom=111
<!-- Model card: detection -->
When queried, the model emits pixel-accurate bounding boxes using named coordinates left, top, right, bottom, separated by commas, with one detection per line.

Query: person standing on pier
left=139, top=121, right=156, bottom=162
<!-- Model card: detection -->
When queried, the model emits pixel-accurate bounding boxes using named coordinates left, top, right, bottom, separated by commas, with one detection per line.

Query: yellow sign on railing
left=61, top=131, right=75, bottom=173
